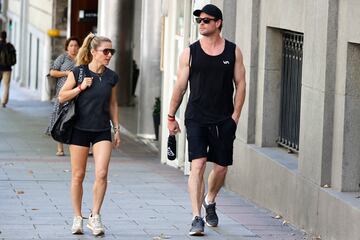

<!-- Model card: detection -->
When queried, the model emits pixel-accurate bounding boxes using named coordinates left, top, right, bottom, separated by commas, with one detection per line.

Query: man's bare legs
left=188, top=161, right=228, bottom=216
left=188, top=158, right=207, bottom=236
left=188, top=158, right=207, bottom=217
left=206, top=164, right=228, bottom=203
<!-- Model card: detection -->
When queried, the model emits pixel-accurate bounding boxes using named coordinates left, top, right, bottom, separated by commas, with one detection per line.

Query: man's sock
left=205, top=194, right=214, bottom=205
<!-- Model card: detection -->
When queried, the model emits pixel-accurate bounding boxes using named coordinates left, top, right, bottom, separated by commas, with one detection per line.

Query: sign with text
left=78, top=10, right=97, bottom=22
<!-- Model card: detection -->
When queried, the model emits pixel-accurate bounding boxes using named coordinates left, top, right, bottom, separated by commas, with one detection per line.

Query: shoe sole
left=55, top=152, right=64, bottom=156
left=71, top=230, right=84, bottom=235
left=189, top=231, right=204, bottom=236
left=202, top=205, right=218, bottom=227
left=86, top=224, right=104, bottom=236
left=204, top=220, right=218, bottom=227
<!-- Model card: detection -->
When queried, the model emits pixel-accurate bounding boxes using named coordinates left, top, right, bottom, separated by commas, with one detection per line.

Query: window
left=277, top=31, right=304, bottom=152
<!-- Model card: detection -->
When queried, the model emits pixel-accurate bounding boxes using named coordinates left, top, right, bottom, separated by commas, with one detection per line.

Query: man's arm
left=232, top=46, right=246, bottom=123
left=167, top=47, right=191, bottom=135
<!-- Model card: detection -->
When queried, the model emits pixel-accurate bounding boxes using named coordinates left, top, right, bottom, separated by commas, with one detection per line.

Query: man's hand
left=168, top=120, right=181, bottom=135
left=231, top=113, right=240, bottom=124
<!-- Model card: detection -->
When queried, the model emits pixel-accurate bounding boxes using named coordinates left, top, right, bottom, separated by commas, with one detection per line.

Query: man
left=0, top=30, right=16, bottom=108
left=167, top=4, right=246, bottom=236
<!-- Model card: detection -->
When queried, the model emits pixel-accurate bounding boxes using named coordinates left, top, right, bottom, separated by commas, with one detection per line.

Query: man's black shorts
left=185, top=118, right=237, bottom=166
left=70, top=128, right=111, bottom=147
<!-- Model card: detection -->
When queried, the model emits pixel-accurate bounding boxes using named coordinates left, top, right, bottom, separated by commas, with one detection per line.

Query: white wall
left=28, top=0, right=52, bottom=32
left=7, top=0, right=53, bottom=100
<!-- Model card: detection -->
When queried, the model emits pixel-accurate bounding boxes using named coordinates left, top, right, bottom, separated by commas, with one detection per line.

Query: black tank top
left=185, top=39, right=236, bottom=124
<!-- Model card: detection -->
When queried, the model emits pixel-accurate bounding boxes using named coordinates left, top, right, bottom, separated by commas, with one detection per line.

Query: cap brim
left=193, top=9, right=202, bottom=16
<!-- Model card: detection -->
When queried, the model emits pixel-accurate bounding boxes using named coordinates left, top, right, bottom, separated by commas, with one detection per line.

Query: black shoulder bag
left=50, top=67, right=84, bottom=144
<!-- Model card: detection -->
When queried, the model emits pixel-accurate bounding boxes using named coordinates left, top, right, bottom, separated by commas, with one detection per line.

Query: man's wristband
left=168, top=114, right=175, bottom=119
left=78, top=85, right=83, bottom=92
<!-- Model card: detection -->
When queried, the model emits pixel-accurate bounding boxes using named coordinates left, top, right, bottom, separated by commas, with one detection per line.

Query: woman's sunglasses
left=195, top=17, right=217, bottom=24
left=97, top=48, right=116, bottom=55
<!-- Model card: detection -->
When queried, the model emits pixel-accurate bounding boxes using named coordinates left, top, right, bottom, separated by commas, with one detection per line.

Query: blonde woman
left=59, top=33, right=120, bottom=236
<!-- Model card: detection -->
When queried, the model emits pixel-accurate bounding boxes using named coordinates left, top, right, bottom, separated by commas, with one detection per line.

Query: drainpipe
left=137, top=0, right=162, bottom=139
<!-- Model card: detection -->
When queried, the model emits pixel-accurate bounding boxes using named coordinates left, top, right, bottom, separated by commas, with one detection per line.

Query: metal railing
left=277, top=31, right=303, bottom=153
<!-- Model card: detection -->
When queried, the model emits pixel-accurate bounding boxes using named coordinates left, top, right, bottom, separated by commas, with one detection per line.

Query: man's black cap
left=193, top=4, right=223, bottom=20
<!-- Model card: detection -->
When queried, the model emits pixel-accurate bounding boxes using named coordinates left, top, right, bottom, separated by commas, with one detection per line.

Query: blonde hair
left=76, top=32, right=112, bottom=66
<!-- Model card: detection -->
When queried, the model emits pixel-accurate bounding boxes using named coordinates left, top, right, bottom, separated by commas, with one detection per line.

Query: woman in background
left=45, top=37, right=80, bottom=156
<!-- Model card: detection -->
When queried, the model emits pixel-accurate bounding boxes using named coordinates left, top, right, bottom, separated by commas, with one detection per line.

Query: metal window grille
left=277, top=31, right=304, bottom=153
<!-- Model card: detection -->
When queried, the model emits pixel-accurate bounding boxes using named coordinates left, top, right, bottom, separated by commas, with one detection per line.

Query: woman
left=46, top=37, right=80, bottom=156
left=58, top=33, right=120, bottom=236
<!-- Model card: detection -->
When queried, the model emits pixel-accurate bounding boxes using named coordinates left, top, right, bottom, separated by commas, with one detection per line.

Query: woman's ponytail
left=76, top=33, right=95, bottom=66
left=75, top=32, right=112, bottom=66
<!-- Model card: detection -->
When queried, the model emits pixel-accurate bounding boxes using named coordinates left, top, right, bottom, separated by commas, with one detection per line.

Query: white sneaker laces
left=92, top=215, right=103, bottom=230
left=73, top=216, right=82, bottom=226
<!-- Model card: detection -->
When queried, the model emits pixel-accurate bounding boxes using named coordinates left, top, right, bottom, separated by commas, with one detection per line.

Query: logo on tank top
left=223, top=60, right=230, bottom=64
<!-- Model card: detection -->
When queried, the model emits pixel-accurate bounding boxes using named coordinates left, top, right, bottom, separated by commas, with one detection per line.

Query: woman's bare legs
left=91, top=141, right=112, bottom=214
left=70, top=145, right=89, bottom=217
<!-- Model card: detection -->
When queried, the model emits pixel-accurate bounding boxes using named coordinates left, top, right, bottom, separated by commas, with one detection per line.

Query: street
left=0, top=84, right=308, bottom=239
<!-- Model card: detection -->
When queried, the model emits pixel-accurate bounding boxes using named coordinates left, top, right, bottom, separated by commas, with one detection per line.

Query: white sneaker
left=71, top=216, right=83, bottom=234
left=87, top=213, right=105, bottom=236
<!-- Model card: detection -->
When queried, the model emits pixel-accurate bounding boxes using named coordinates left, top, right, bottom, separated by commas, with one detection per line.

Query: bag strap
left=78, top=67, right=84, bottom=84
left=60, top=53, right=66, bottom=65
left=72, top=67, right=85, bottom=102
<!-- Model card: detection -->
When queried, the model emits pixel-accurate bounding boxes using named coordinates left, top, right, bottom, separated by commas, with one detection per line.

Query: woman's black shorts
left=70, top=128, right=111, bottom=147
left=185, top=118, right=237, bottom=166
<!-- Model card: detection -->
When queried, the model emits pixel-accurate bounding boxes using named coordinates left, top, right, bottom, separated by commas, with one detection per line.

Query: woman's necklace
left=90, top=66, right=105, bottom=82
left=96, top=71, right=104, bottom=82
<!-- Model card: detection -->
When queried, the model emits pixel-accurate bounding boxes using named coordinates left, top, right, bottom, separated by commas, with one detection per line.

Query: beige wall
left=331, top=0, right=360, bottom=192
left=262, top=0, right=305, bottom=32
left=226, top=0, right=360, bottom=239
left=347, top=0, right=360, bottom=42
left=28, top=0, right=53, bottom=32
left=8, top=0, right=21, bottom=15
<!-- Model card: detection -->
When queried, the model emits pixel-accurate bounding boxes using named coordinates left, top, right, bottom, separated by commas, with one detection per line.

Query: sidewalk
left=0, top=84, right=309, bottom=239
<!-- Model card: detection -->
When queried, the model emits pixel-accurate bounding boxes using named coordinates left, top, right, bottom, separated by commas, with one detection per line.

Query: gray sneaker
left=203, top=201, right=218, bottom=227
left=189, top=216, right=205, bottom=236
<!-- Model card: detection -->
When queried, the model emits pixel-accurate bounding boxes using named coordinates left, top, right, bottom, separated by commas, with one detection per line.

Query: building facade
left=160, top=0, right=360, bottom=239
left=2, top=0, right=69, bottom=101
left=2, top=0, right=360, bottom=239
left=2, top=0, right=158, bottom=140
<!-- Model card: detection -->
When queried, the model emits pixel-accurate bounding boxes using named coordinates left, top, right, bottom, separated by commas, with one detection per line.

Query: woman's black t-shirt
left=72, top=64, right=119, bottom=132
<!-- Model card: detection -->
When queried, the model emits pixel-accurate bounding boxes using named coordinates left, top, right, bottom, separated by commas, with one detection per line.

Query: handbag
left=46, top=54, right=67, bottom=99
left=50, top=67, right=84, bottom=144
left=45, top=73, right=57, bottom=99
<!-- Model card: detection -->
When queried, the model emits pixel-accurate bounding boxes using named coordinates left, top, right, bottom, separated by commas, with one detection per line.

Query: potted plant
left=152, top=97, right=161, bottom=140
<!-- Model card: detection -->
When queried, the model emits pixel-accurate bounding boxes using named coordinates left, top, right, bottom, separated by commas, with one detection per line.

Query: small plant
left=153, top=97, right=161, bottom=115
